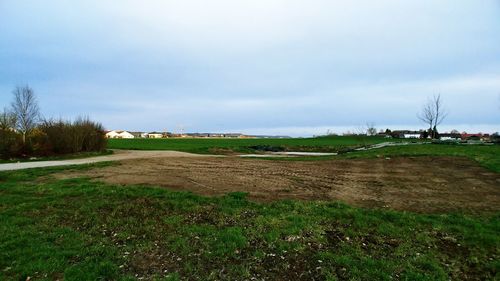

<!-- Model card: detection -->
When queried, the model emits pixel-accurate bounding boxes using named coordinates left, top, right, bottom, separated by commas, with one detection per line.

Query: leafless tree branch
left=11, top=85, right=40, bottom=143
left=418, top=94, right=447, bottom=139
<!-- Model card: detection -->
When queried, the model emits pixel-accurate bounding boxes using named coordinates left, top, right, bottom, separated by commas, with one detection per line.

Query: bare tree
left=354, top=123, right=375, bottom=147
left=11, top=85, right=40, bottom=143
left=366, top=122, right=377, bottom=136
left=418, top=98, right=435, bottom=138
left=418, top=94, right=447, bottom=139
left=432, top=94, right=447, bottom=133
left=0, top=108, right=17, bottom=131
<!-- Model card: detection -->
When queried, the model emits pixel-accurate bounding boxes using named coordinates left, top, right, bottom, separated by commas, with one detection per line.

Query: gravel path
left=0, top=150, right=214, bottom=171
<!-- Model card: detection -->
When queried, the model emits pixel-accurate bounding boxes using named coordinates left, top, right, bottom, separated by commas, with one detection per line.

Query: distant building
left=182, top=133, right=250, bottom=138
left=185, top=133, right=209, bottom=138
left=461, top=133, right=490, bottom=141
left=248, top=135, right=290, bottom=139
left=391, top=130, right=423, bottom=139
left=223, top=133, right=244, bottom=138
left=130, top=132, right=145, bottom=138
left=168, top=133, right=186, bottom=138
left=439, top=133, right=461, bottom=141
left=105, top=130, right=135, bottom=139
left=147, top=132, right=164, bottom=139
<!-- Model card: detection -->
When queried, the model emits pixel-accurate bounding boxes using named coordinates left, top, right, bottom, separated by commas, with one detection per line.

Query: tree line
left=0, top=85, right=107, bottom=159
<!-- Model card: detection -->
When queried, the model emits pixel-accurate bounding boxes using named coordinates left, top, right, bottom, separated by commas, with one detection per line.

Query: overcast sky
left=1, top=1, right=499, bottom=136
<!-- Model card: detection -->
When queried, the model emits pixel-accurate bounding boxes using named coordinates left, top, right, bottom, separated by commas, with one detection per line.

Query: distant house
left=105, top=130, right=135, bottom=139
left=481, top=134, right=490, bottom=141
left=391, top=130, right=423, bottom=139
left=439, top=133, right=461, bottom=141
left=168, top=133, right=187, bottom=138
left=224, top=133, right=244, bottom=138
left=404, top=132, right=422, bottom=139
left=209, top=133, right=225, bottom=138
left=461, top=133, right=489, bottom=141
left=147, top=132, right=164, bottom=139
left=130, top=132, right=145, bottom=138
left=184, top=133, right=207, bottom=138
left=376, top=132, right=385, bottom=137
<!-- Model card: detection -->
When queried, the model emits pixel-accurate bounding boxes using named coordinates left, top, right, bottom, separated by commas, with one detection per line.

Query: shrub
left=0, top=129, right=22, bottom=159
left=39, top=117, right=107, bottom=155
left=0, top=117, right=107, bottom=159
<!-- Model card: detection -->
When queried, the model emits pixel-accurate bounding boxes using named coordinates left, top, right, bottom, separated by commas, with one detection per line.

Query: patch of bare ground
left=53, top=156, right=500, bottom=213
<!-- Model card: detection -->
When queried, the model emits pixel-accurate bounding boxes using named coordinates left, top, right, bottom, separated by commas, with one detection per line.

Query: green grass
left=107, top=136, right=395, bottom=154
left=0, top=165, right=498, bottom=280
left=108, top=136, right=500, bottom=172
left=237, top=142, right=500, bottom=173
left=341, top=143, right=500, bottom=173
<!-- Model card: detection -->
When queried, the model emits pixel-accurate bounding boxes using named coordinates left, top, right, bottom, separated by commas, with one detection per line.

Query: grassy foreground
left=0, top=165, right=498, bottom=280
left=107, top=136, right=394, bottom=154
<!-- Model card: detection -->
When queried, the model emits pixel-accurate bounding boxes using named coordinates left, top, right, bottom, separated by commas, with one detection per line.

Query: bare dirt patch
left=54, top=156, right=500, bottom=213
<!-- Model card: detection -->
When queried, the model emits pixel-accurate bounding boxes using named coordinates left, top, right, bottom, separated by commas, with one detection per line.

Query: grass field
left=0, top=164, right=498, bottom=280
left=342, top=143, right=500, bottom=172
left=107, top=136, right=395, bottom=154
left=108, top=136, right=500, bottom=173
left=2, top=139, right=499, bottom=280
left=279, top=143, right=500, bottom=173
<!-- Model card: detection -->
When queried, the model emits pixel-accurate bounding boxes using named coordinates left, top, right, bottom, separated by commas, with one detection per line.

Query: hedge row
left=0, top=118, right=107, bottom=159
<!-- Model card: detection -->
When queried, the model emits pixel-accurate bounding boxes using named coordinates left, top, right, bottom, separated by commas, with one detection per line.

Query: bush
left=0, top=129, right=22, bottom=159
left=0, top=117, right=107, bottom=159
left=39, top=117, right=107, bottom=155
left=490, top=133, right=500, bottom=144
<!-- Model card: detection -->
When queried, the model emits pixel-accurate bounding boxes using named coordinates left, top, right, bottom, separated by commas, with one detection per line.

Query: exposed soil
left=54, top=156, right=500, bottom=213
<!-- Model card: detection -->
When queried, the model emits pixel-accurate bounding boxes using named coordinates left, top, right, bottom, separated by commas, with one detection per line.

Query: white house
left=147, top=132, right=164, bottom=139
left=391, top=130, right=423, bottom=139
left=439, top=133, right=461, bottom=141
left=403, top=132, right=421, bottom=139
left=105, top=130, right=135, bottom=139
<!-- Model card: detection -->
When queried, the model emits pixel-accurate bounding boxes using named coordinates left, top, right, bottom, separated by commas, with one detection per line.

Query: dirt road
left=54, top=155, right=500, bottom=214
left=0, top=150, right=214, bottom=171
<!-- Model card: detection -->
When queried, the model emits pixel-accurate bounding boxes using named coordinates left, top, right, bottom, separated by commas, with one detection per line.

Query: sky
left=0, top=1, right=499, bottom=136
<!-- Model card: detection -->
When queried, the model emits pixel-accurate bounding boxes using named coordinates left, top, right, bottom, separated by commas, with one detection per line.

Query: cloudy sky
left=1, top=1, right=499, bottom=136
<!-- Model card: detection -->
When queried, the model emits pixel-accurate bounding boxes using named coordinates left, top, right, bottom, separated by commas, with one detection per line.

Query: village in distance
left=105, top=128, right=498, bottom=143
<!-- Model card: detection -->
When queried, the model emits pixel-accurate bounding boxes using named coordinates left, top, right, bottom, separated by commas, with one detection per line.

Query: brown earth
left=54, top=156, right=500, bottom=213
